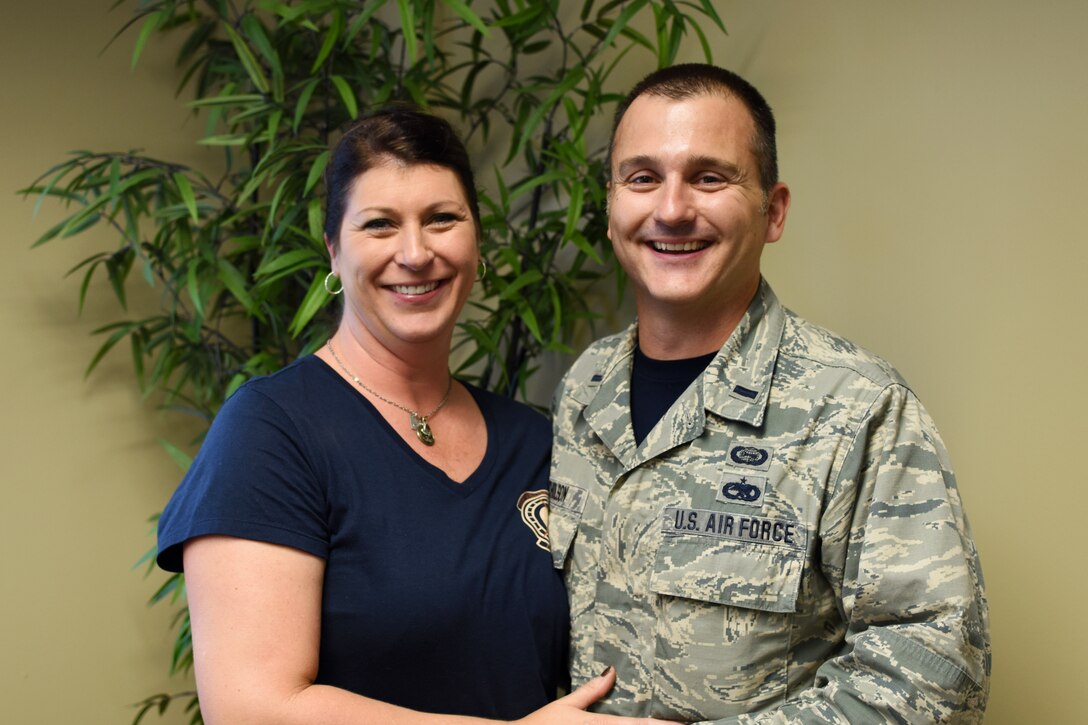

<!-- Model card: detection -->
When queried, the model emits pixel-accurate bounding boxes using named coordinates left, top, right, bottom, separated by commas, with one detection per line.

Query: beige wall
left=2, top=1, right=1083, bottom=723
left=2, top=3, right=203, bottom=723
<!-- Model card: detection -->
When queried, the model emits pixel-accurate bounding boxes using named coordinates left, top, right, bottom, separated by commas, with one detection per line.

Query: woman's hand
left=514, top=667, right=681, bottom=725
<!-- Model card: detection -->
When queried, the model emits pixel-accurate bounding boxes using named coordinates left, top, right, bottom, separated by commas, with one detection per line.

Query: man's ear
left=764, top=182, right=791, bottom=244
left=605, top=180, right=613, bottom=241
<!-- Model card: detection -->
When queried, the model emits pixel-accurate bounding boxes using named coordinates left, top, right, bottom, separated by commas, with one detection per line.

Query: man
left=549, top=64, right=990, bottom=723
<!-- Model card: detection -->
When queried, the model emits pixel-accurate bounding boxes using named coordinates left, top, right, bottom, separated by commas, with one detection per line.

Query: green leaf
left=307, top=198, right=324, bottom=242
left=684, top=0, right=728, bottom=32
left=241, top=13, right=283, bottom=100
left=310, top=9, right=345, bottom=74
left=84, top=321, right=137, bottom=378
left=198, top=134, right=249, bottom=146
left=188, top=93, right=266, bottom=108
left=510, top=65, right=585, bottom=162
left=563, top=179, right=585, bottom=242
left=597, top=0, right=649, bottom=51
left=441, top=0, right=490, bottom=37
left=224, top=373, right=248, bottom=399
left=172, top=173, right=198, bottom=222
left=288, top=273, right=331, bottom=337
left=395, top=0, right=418, bottom=63
left=516, top=302, right=543, bottom=342
left=186, top=262, right=205, bottom=322
left=344, top=0, right=386, bottom=45
left=223, top=23, right=270, bottom=94
left=329, top=75, right=358, bottom=119
left=500, top=269, right=544, bottom=300
left=216, top=258, right=260, bottom=317
left=305, top=150, right=330, bottom=195
left=130, top=10, right=163, bottom=70
left=158, top=438, right=193, bottom=471
left=254, top=248, right=323, bottom=280
left=292, top=77, right=320, bottom=132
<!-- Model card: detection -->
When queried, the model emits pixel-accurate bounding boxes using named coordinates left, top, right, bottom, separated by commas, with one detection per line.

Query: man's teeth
left=392, top=282, right=440, bottom=295
left=652, top=240, right=707, bottom=252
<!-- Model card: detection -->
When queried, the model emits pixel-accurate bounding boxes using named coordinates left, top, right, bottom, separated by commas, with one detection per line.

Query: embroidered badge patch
left=517, top=490, right=549, bottom=552
left=663, top=506, right=805, bottom=551
left=716, top=473, right=767, bottom=507
left=728, top=443, right=773, bottom=470
left=549, top=480, right=588, bottom=514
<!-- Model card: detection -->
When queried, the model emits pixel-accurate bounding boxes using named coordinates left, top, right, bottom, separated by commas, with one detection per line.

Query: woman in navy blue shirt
left=158, top=106, right=670, bottom=725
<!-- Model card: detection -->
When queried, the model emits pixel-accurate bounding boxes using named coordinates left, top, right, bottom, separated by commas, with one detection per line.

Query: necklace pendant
left=416, top=419, right=435, bottom=445
left=411, top=413, right=435, bottom=446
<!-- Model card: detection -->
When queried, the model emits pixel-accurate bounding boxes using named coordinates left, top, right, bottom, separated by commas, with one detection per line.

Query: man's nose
left=653, top=177, right=695, bottom=227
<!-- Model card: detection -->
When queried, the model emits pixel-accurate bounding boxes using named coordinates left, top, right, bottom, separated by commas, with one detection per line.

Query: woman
left=157, top=106, right=670, bottom=724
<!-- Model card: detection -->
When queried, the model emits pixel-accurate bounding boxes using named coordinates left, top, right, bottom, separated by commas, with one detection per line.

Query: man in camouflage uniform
left=549, top=64, right=990, bottom=723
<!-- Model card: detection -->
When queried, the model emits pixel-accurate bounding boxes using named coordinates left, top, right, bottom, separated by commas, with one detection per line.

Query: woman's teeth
left=391, top=282, right=440, bottom=295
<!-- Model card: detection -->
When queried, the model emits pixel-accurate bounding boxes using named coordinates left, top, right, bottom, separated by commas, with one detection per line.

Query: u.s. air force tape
left=663, top=506, right=806, bottom=550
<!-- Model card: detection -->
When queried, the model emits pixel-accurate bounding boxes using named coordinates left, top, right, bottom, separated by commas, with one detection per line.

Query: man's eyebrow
left=688, top=155, right=742, bottom=176
left=615, top=154, right=742, bottom=177
left=615, top=155, right=657, bottom=177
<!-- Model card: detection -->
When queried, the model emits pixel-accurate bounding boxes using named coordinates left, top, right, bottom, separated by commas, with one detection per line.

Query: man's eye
left=629, top=174, right=657, bottom=185
left=697, top=174, right=726, bottom=185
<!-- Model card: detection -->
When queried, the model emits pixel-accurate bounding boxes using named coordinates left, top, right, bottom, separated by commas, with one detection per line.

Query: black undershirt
left=631, top=345, right=717, bottom=446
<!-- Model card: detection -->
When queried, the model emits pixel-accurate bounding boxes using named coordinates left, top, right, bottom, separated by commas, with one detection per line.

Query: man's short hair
left=609, top=64, right=779, bottom=192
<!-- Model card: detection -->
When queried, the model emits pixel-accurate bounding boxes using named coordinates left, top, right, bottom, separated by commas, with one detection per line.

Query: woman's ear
left=324, top=233, right=338, bottom=272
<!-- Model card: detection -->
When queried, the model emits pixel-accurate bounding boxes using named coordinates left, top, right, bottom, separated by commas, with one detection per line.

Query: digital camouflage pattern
left=549, top=281, right=990, bottom=723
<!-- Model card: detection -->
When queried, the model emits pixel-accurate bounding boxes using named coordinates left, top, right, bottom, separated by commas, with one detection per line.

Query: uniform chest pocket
left=547, top=458, right=594, bottom=570
left=647, top=517, right=807, bottom=714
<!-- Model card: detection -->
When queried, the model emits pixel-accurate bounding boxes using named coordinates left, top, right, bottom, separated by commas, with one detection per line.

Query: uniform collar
left=579, top=279, right=785, bottom=469
left=701, top=279, right=784, bottom=429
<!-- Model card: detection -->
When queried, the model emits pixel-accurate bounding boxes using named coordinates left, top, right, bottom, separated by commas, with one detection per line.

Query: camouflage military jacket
left=549, top=281, right=990, bottom=724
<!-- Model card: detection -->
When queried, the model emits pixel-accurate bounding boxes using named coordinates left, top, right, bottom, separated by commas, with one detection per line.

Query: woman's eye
left=363, top=218, right=393, bottom=231
left=430, top=213, right=458, bottom=225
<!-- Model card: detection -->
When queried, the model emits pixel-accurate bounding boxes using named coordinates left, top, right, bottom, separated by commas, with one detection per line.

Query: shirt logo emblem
left=517, top=490, right=549, bottom=552
left=728, top=444, right=772, bottom=469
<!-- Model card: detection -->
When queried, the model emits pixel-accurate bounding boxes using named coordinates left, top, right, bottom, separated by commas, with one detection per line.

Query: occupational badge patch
left=716, top=473, right=767, bottom=507
left=517, top=489, right=549, bottom=551
left=727, top=443, right=773, bottom=470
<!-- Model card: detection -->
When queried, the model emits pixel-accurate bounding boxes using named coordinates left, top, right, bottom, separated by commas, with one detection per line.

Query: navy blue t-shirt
left=631, top=345, right=717, bottom=445
left=157, top=355, right=569, bottom=719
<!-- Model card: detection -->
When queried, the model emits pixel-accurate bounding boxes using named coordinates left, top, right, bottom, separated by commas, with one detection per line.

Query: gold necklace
left=326, top=340, right=452, bottom=446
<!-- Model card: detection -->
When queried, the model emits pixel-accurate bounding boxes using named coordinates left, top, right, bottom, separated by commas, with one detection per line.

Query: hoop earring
left=324, top=271, right=343, bottom=295
left=477, top=258, right=487, bottom=281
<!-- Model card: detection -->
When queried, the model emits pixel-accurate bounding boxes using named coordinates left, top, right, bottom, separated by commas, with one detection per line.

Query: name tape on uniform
left=549, top=480, right=588, bottom=514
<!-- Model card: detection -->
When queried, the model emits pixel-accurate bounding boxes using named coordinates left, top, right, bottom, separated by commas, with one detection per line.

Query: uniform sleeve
left=156, top=385, right=329, bottom=572
left=701, top=384, right=991, bottom=725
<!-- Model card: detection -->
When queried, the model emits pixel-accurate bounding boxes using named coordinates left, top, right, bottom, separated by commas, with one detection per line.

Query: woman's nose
left=396, top=225, right=434, bottom=269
